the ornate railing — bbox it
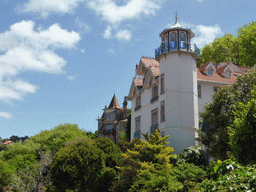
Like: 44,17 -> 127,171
150,96 -> 159,103
103,129 -> 113,134
134,130 -> 141,138
150,124 -> 159,134
155,42 -> 200,58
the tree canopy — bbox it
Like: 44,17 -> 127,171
198,21 -> 256,67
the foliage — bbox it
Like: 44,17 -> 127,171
0,141 -> 38,171
179,146 -> 207,166
198,21 -> 256,67
171,162 -> 206,191
93,137 -> 122,168
112,130 -> 176,192
50,138 -> 105,191
196,67 -> 256,160
30,123 -> 88,155
195,160 -> 256,191
0,160 -> 15,190
228,85 -> 256,165
237,21 -> 256,67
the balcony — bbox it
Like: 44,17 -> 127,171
134,130 -> 141,139
103,129 -> 113,134
155,42 -> 200,58
134,105 -> 141,111
150,96 -> 159,103
150,124 -> 159,134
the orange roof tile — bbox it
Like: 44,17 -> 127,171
141,57 -> 159,68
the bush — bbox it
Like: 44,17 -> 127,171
179,146 -> 207,166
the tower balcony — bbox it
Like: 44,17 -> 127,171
155,42 -> 200,59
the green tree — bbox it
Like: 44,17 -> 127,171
196,67 -> 256,160
237,21 -> 256,67
50,138 -> 105,191
228,85 -> 256,165
30,123 -> 88,155
112,130 -> 177,192
0,160 -> 15,191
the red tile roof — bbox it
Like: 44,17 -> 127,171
2,140 -> 13,145
141,57 -> 159,68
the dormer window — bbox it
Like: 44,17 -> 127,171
207,69 -> 213,76
225,71 -> 231,78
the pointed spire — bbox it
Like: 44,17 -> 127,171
175,11 -> 178,24
108,94 -> 120,109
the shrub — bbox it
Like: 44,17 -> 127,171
179,146 -> 207,166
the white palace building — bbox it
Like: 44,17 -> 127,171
127,17 -> 250,154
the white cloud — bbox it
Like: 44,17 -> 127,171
75,17 -> 91,33
87,0 -> 162,25
67,74 -> 80,81
88,0 -> 162,41
0,20 -> 80,102
80,49 -> 85,53
170,22 -> 223,48
18,0 -> 84,17
103,26 -> 112,39
0,112 -> 12,119
115,30 -> 132,41
107,48 -> 116,55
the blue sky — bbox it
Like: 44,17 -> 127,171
0,0 -> 255,138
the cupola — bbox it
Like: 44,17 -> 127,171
155,12 -> 200,59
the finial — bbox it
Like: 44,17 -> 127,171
175,11 -> 178,24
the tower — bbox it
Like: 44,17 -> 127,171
155,14 -> 200,154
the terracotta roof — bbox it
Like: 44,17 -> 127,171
197,68 -> 236,84
198,61 -> 212,72
141,57 -> 159,68
108,94 -> 121,109
133,78 -> 143,87
150,67 -> 159,77
2,141 -> 13,145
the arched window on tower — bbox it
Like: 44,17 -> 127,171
180,32 -> 186,49
170,32 -> 176,50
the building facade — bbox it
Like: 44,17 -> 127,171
127,19 -> 250,154
97,95 -> 130,145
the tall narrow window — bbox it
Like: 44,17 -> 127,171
136,95 -> 141,107
152,85 -> 158,99
198,85 -> 201,98
161,100 -> 165,122
161,74 -> 165,94
135,116 -> 141,132
180,32 -> 186,49
170,32 -> 176,49
151,109 -> 158,126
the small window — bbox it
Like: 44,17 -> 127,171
161,100 -> 165,122
107,113 -> 113,120
136,95 -> 141,107
180,32 -> 185,41
198,85 -> 201,98
135,116 -> 141,132
165,34 -> 168,51
152,85 -> 158,99
214,87 -> 218,94
208,69 -> 213,76
161,74 -> 165,94
225,71 -> 231,78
